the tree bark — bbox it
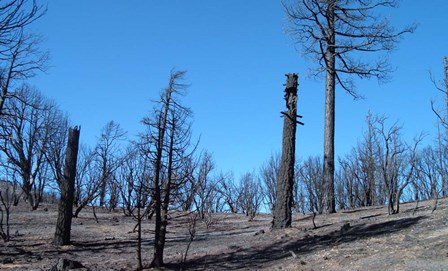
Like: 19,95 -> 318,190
272,73 -> 299,229
148,70 -> 191,267
53,127 -> 80,245
136,196 -> 143,270
443,57 -> 448,197
150,124 -> 166,267
150,84 -> 172,268
323,1 -> 337,214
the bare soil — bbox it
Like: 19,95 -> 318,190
1,198 -> 448,270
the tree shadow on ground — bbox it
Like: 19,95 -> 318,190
313,223 -> 332,230
341,206 -> 384,214
360,213 -> 383,220
1,238 -> 151,259
71,239 -> 147,252
183,215 -> 427,270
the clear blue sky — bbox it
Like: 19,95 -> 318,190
29,1 -> 448,178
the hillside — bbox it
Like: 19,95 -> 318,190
1,198 -> 447,270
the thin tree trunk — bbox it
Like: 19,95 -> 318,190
151,134 -> 164,267
153,107 -> 176,267
0,44 -> 17,116
151,151 -> 171,268
136,196 -> 143,270
272,73 -> 299,229
149,70 -> 190,267
53,127 -> 81,245
323,1 -> 336,214
388,190 -> 395,215
150,89 -> 172,268
443,57 -> 448,197
98,161 -> 108,208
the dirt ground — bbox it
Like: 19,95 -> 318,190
1,198 -> 448,271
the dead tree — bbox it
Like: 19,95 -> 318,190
116,143 -> 152,270
259,152 -> 280,213
272,73 -> 301,229
283,0 -> 416,214
193,151 -> 216,220
95,121 -> 126,208
298,156 -> 324,214
0,0 -> 48,115
143,70 -> 195,268
431,57 -> 448,129
0,178 -> 19,241
53,127 -> 80,246
431,57 -> 448,198
0,86 -> 64,210
238,172 -> 263,221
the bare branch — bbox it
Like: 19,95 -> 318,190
283,0 -> 415,96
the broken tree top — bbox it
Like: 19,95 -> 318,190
285,73 -> 298,89
283,73 -> 298,110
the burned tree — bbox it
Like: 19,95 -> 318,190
374,116 -> 422,215
0,86 -> 63,210
53,127 -> 80,245
283,0 -> 416,214
272,73 -> 301,229
193,151 -> 216,220
298,156 -> 324,214
431,57 -> 448,198
141,70 -> 195,268
95,121 -> 126,208
238,172 -> 264,220
260,152 -> 280,213
0,0 -> 48,115
117,143 -> 152,270
431,57 -> 448,129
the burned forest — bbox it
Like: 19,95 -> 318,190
1,1 -> 448,270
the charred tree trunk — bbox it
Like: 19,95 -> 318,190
53,127 -> 80,245
136,193 -> 143,270
272,73 -> 299,229
98,169 -> 108,208
148,70 -> 191,268
150,129 -> 166,267
443,57 -> 448,197
323,1 -> 337,214
153,117 -> 176,268
150,91 -> 172,268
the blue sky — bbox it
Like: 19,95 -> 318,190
29,1 -> 448,178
